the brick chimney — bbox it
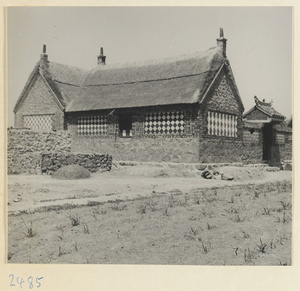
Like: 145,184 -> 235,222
216,28 -> 227,57
40,44 -> 49,70
97,47 -> 106,65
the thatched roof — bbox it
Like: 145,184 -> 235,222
15,45 -> 244,113
243,96 -> 285,121
66,47 -> 231,112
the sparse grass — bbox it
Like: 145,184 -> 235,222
241,230 -> 250,239
276,212 -> 289,223
200,241 -> 211,254
7,251 -> 13,261
137,204 -> 147,214
147,199 -> 158,211
257,238 -> 267,253
66,213 -> 80,226
244,248 -> 256,263
8,177 -> 292,265
229,196 -> 235,204
21,218 -> 35,238
83,223 -> 90,234
263,207 -> 271,215
280,201 -> 292,211
110,201 -> 127,211
234,214 -> 245,222
163,205 -> 169,216
73,242 -> 78,251
193,195 -> 202,205
58,245 -> 67,257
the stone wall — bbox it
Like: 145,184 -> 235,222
7,129 -> 72,174
41,153 -> 112,174
14,74 -> 65,130
271,124 -> 292,166
71,136 -> 199,163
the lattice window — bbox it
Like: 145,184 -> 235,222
23,114 -> 53,130
207,111 -> 237,137
77,115 -> 107,135
144,111 -> 184,135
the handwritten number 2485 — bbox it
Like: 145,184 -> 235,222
9,274 -> 43,288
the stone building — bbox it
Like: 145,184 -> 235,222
244,96 -> 292,165
13,29 -> 291,164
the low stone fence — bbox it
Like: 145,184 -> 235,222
41,153 -> 112,174
7,129 -> 112,175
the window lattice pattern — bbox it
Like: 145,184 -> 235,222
207,111 -> 237,137
77,115 -> 107,135
23,114 -> 53,130
144,111 -> 184,135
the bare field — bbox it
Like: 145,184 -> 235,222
7,165 -> 292,265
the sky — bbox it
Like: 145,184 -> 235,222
6,7 -> 292,127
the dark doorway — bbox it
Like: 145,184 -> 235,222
262,123 -> 273,162
119,115 -> 132,137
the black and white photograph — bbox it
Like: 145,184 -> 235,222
5,6 -> 292,267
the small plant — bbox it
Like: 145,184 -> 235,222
202,193 -> 217,203
168,195 -> 176,208
280,201 -> 292,211
190,227 -> 198,236
7,251 -> 13,261
91,211 -> 98,220
147,199 -> 158,211
83,223 -> 90,234
73,242 -> 78,251
194,195 -> 202,205
58,245 -> 66,257
234,214 -> 244,222
66,212 -> 80,226
200,241 -> 210,254
241,230 -> 250,239
228,207 -> 239,214
244,248 -> 256,263
278,259 -> 289,266
263,207 -> 271,215
137,204 -> 147,214
257,238 -> 267,253
110,201 -> 127,211
163,205 -> 169,216
254,191 -> 260,199
269,239 -> 276,249
276,212 -> 288,223
282,212 -> 287,223
22,218 -> 35,238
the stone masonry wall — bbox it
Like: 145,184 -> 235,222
71,136 -> 199,163
41,153 -> 112,174
14,74 -> 65,130
68,104 -> 201,163
7,129 -> 72,174
271,124 -> 292,166
197,68 -> 253,163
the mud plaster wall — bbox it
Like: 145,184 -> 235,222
14,75 -> 65,130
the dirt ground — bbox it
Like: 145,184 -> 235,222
7,164 -> 292,265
